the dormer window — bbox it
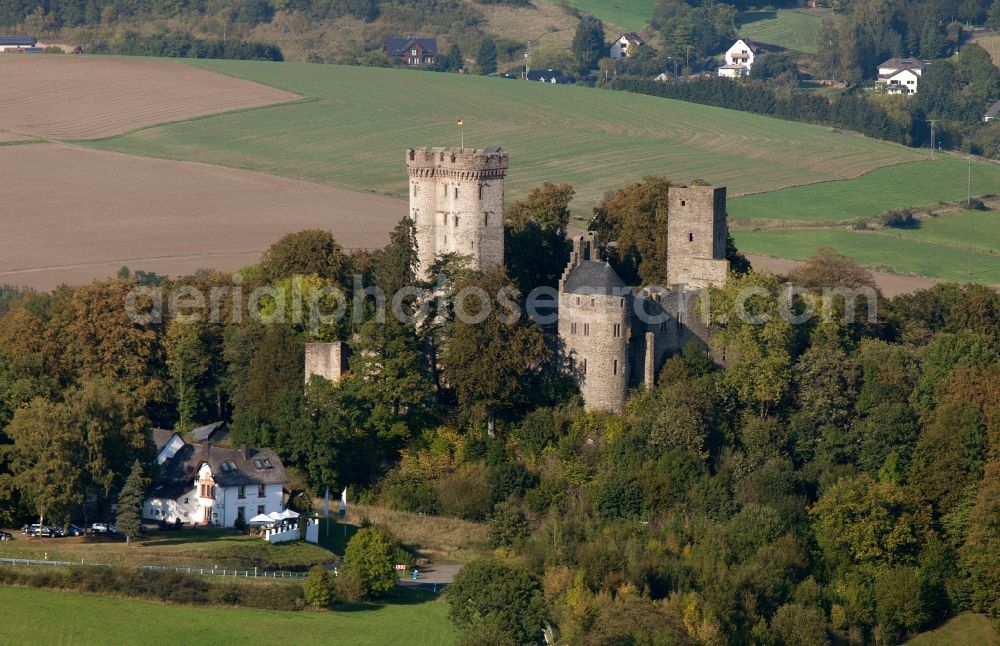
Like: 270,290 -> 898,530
253,459 -> 264,469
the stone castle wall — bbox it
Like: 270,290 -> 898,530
305,342 -> 347,384
406,147 -> 507,278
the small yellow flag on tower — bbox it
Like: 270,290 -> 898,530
456,118 -> 464,126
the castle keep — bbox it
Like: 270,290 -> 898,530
559,185 -> 730,413
406,146 -> 508,279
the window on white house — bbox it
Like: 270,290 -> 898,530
237,506 -> 245,520
258,484 -> 266,498
258,505 -> 266,515
238,486 -> 246,499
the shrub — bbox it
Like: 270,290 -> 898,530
304,566 -> 334,607
880,208 -> 919,229
487,499 -> 528,549
436,462 -> 492,520
342,527 -> 400,599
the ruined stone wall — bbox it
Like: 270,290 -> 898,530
305,342 -> 347,384
559,290 -> 632,413
406,147 -> 507,279
666,185 -> 729,289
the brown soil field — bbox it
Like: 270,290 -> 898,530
0,131 -> 34,143
746,253 -> 941,298
0,56 -> 299,140
0,144 -> 406,290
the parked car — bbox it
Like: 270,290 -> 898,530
64,524 -> 85,537
90,522 -> 117,534
0,531 -> 13,541
27,524 -> 53,537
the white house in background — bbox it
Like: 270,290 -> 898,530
983,100 -> 1000,122
718,39 -> 760,77
876,58 -> 927,95
610,33 -> 645,59
145,430 -> 289,528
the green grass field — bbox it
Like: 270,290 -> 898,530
0,585 -> 456,645
906,613 -> 1000,645
83,59 -> 923,212
554,0 -> 653,31
738,9 -> 827,54
977,35 -> 1000,67
729,157 -> 1000,223
888,210 -> 1000,254
733,226 -> 1000,284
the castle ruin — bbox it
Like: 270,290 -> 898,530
406,146 -> 508,279
558,186 -> 729,413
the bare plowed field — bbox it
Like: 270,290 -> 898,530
0,145 -> 405,290
0,56 -> 299,140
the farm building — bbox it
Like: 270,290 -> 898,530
382,37 -> 438,66
145,428 -> 288,527
0,35 -> 37,52
876,58 -> 926,95
718,39 -> 760,77
610,33 -> 645,59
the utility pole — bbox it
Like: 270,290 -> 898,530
967,153 -> 972,209
927,119 -> 937,160
524,40 -> 531,80
685,45 -> 692,74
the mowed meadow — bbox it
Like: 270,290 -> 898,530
85,59 -> 924,212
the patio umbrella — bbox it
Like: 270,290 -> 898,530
278,509 -> 300,520
267,511 -> 284,521
247,514 -> 272,525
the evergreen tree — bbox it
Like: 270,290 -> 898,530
572,14 -> 605,74
116,460 -> 146,545
478,37 -> 497,75
304,565 -> 334,607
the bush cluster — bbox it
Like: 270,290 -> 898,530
0,566 -> 305,611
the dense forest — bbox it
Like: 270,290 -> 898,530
1,179 -> 999,643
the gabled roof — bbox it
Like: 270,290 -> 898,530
729,39 -> 762,54
563,261 -> 628,296
0,36 -> 36,47
383,37 -> 438,57
150,442 -> 289,500
986,100 -> 1000,119
619,32 -> 645,46
526,69 -> 571,83
879,57 -> 926,70
190,421 -> 226,442
151,428 -> 177,454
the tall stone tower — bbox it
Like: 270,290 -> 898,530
406,146 -> 508,279
557,236 -> 632,413
666,185 -> 730,289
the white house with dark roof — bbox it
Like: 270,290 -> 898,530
876,58 -> 926,95
984,100 -> 1000,122
718,39 -> 760,77
610,33 -> 645,59
145,431 -> 289,527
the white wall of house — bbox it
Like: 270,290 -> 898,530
718,65 -> 747,78
610,36 -> 638,59
143,463 -> 284,527
724,40 -> 756,68
883,69 -> 920,94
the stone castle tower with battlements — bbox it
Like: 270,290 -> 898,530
406,146 -> 508,279
559,185 -> 730,413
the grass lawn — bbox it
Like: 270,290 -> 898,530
887,210 -> 1000,254
0,528 -> 335,570
906,613 -> 1000,645
83,59 -> 923,213
0,584 -> 456,645
553,0 -> 653,31
738,9 -> 827,54
732,227 -> 1000,284
728,157 -> 1000,223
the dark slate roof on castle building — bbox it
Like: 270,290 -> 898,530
151,428 -> 176,454
151,442 -> 289,500
190,421 -> 226,442
563,260 -> 628,296
383,37 -> 438,56
0,36 -> 36,46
